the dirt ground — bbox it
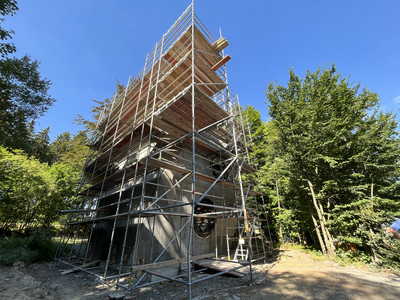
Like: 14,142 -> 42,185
1,249 -> 399,300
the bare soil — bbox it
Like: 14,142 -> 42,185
1,249 -> 399,300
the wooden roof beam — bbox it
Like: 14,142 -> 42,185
212,55 -> 231,71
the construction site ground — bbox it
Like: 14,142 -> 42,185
1,248 -> 399,300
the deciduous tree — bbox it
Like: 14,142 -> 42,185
265,65 -> 400,260
0,0 -> 18,57
0,56 -> 55,150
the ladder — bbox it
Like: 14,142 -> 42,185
233,216 -> 267,262
233,219 -> 250,261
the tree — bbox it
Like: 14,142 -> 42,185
31,127 -> 51,163
265,65 -> 400,259
0,146 -> 55,230
0,1 -> 87,231
330,111 -> 400,266
0,0 -> 18,57
48,131 -> 72,163
0,1 -> 55,151
52,131 -> 89,170
243,106 -> 298,243
0,143 -> 87,230
0,55 -> 55,150
74,82 -> 124,141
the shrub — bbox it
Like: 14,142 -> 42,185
0,232 -> 57,265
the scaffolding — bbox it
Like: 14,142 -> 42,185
55,2 -> 271,298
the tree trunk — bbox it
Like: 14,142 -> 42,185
309,204 -> 327,255
318,201 -> 335,255
369,228 -> 378,262
369,183 -> 378,262
370,183 -> 374,206
275,172 -> 283,241
307,180 -> 335,257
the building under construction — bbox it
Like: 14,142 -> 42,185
56,2 -> 270,298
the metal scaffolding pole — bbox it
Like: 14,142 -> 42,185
116,53 -> 151,286
55,2 -> 267,299
187,2 -> 196,299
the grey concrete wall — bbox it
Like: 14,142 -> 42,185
90,144 -> 239,271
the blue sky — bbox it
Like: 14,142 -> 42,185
5,0 -> 400,140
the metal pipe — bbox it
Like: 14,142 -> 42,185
196,157 -> 237,204
187,2 -> 196,298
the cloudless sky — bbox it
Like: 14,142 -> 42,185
5,0 -> 400,140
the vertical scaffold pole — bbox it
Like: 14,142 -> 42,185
82,92 -> 119,265
130,42 -> 160,272
116,55 -> 150,286
187,1 -> 196,299
219,27 -> 232,261
103,77 -> 132,278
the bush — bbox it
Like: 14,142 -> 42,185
0,232 -> 57,266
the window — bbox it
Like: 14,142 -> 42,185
194,198 -> 216,238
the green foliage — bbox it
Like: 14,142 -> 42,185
74,82 -> 124,140
0,0 -> 18,57
74,98 -> 112,137
54,131 -> 89,170
243,106 -> 299,243
48,131 -> 72,164
0,146 -> 54,229
0,0 -> 88,233
0,55 -> 55,151
256,64 -> 400,269
242,105 -> 264,148
31,127 -> 51,163
0,145 -> 85,230
0,3 -> 55,152
0,232 -> 57,265
332,197 -> 400,269
335,248 -> 371,266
